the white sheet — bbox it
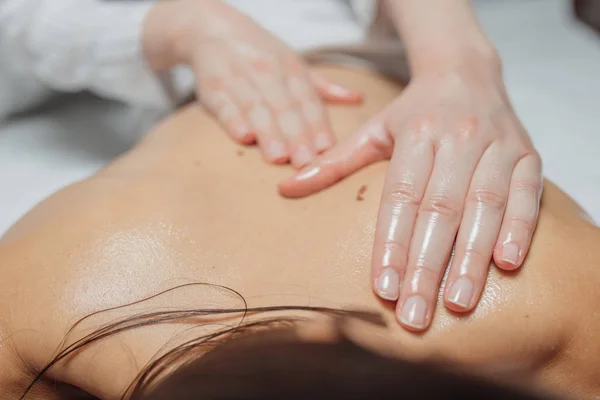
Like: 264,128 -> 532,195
1,0 -> 599,234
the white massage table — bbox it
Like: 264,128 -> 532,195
1,0 -> 599,234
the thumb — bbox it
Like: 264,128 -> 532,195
278,111 -> 393,198
309,72 -> 363,104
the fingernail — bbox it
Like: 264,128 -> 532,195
328,83 -> 355,97
267,141 -> 286,161
232,122 -> 252,141
294,145 -> 314,167
501,242 -> 521,266
375,268 -> 400,301
448,276 -> 474,308
294,165 -> 320,181
315,133 -> 333,152
400,295 -> 427,329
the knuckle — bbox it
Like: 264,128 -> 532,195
528,151 -> 543,172
412,264 -> 443,280
507,215 -> 536,233
366,133 -> 393,157
250,56 -> 278,74
382,239 -> 410,255
510,141 -> 535,157
420,194 -> 461,220
263,88 -> 290,108
274,97 -> 303,113
248,103 -> 274,131
282,53 -> 304,72
410,114 -> 438,135
386,114 -> 437,140
204,76 -> 228,92
467,187 -> 507,210
361,122 -> 393,155
511,179 -> 541,198
288,75 -> 313,100
387,182 -> 421,206
454,116 -> 480,142
277,109 -> 305,139
215,103 -> 240,123
202,90 -> 228,109
301,100 -> 324,125
460,246 -> 491,266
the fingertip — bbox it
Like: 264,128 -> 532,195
494,255 -> 522,271
398,321 -> 428,333
445,276 -> 477,312
224,118 -> 255,144
397,314 -> 429,332
262,140 -> 290,164
291,145 -> 315,169
444,291 -> 476,313
265,154 -> 290,165
232,129 -> 257,145
278,179 -> 309,198
270,156 -> 290,165
494,243 -> 522,271
277,180 -> 297,198
321,90 -> 364,104
396,294 -> 429,332
373,267 -> 400,301
444,300 -> 471,313
315,79 -> 363,104
341,91 -> 364,104
278,164 -> 324,198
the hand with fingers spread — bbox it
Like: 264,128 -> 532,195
143,0 -> 361,168
279,0 -> 542,331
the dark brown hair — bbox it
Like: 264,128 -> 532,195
138,329 -> 559,400
21,284 -> 559,400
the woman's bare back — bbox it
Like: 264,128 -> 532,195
0,67 -> 599,399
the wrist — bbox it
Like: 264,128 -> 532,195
142,0 -> 209,72
142,0 -> 242,73
410,43 -> 502,84
384,0 -> 501,82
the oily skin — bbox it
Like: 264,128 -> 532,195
0,67 -> 599,399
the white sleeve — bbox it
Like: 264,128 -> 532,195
0,0 -> 191,110
348,0 -> 379,29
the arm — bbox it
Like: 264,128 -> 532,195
0,0 -> 183,110
280,0 -> 542,332
384,0 -> 500,78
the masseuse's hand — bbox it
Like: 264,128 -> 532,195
280,0 -> 543,331
143,0 -> 362,168
280,61 -> 542,334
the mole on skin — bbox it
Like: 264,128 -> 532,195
357,185 -> 368,201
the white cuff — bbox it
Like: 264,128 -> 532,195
86,1 -> 176,110
349,0 -> 379,29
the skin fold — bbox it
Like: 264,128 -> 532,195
0,67 -> 598,399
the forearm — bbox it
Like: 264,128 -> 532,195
142,0 -> 189,73
142,0 -> 231,72
384,0 -> 500,78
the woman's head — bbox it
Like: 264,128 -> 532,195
21,284 -> 561,400
137,326 -> 556,400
